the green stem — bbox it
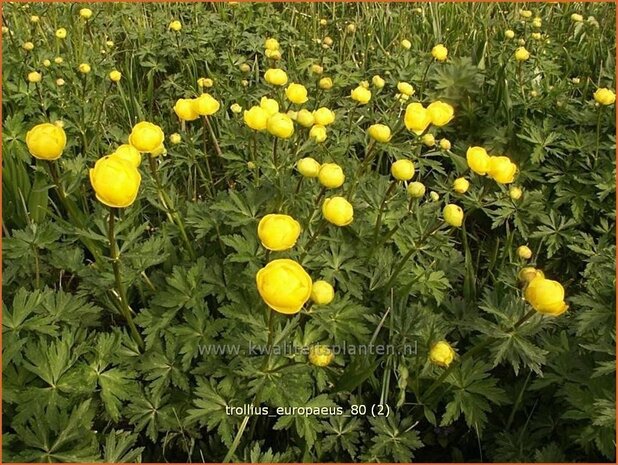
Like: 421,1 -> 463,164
345,140 -> 377,200
300,220 -> 327,261
594,107 -> 602,159
205,115 -> 223,157
201,117 -> 215,197
418,60 -> 432,99
373,180 -> 398,243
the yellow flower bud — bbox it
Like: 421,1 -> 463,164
311,64 -> 324,75
368,124 -> 392,143
404,103 -> 431,135
427,101 -> 454,126
401,39 -> 412,49
515,47 -> 530,61
240,63 -> 251,73
89,156 -> 141,208
22,42 -> 34,51
296,109 -> 315,128
487,156 -> 517,184
532,17 -> 542,28
173,98 -> 199,121
264,37 -> 280,51
391,159 -> 415,181
260,97 -> 279,116
30,15 -> 40,23
519,9 -> 533,18
78,63 -> 91,74
319,77 -> 333,90
112,144 -> 141,168
397,81 -> 415,96
170,133 -> 182,145
318,163 -> 345,188
360,80 -> 370,89
311,280 -> 335,305
80,8 -> 93,19
308,345 -> 334,367
230,103 -> 243,114
466,146 -> 491,175
429,341 -> 455,367
265,49 -> 282,60
346,23 -> 356,33
431,44 -> 448,61
106,40 -> 115,48
109,70 -> 122,82
571,13 -> 583,22
430,191 -> 440,201
505,29 -> 515,39
594,88 -> 616,105
439,138 -> 452,150
532,32 -> 542,40
267,113 -> 295,139
509,186 -> 523,200
193,93 -> 221,116
297,157 -> 321,178
443,204 -> 464,227
244,106 -> 269,131
322,196 -> 354,226
27,71 -> 42,83
453,177 -> 470,194
323,36 -> 333,46
56,78 -> 65,86
351,85 -> 371,104
372,75 -> 385,89
309,124 -> 327,144
26,123 -> 67,160
197,77 -> 214,88
264,68 -> 288,86
55,28 -> 67,39
407,182 -> 426,198
129,121 -> 165,153
168,20 -> 182,31
319,18 -> 328,26
257,214 -> 301,251
54,56 -> 63,64
524,276 -> 568,316
517,245 -> 532,260
256,259 -> 312,314
313,107 -> 335,126
422,133 -> 435,147
519,267 -> 544,283
285,83 -> 309,104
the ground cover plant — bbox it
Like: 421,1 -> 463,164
2,1 -> 616,462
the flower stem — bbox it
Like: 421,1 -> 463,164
300,220 -> 326,261
373,180 -> 398,243
201,117 -> 215,197
205,115 -> 223,157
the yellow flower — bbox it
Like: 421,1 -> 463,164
256,259 -> 312,314
319,77 -> 333,90
55,28 -> 67,39
368,124 -> 391,143
509,186 -> 523,200
322,197 -> 354,226
487,156 -> 517,184
43,59 -> 51,67
112,144 -> 141,168
519,267 -> 544,283
311,280 -> 335,305
244,106 -> 269,131
594,88 -> 616,105
129,121 -> 165,153
296,109 -> 315,128
532,32 -> 542,40
318,163 -> 344,188
515,47 -> 530,61
106,40 -> 115,48
56,78 -> 65,86
407,182 -> 426,198
313,107 -> 335,126
391,159 -> 415,181
109,70 -> 122,82
372,75 -> 385,89
267,113 -> 294,139
404,102 -> 431,135
519,9 -> 533,19
30,15 -> 40,23
466,146 -> 490,175
78,63 -> 91,74
311,64 -> 324,75
54,56 -> 63,64
297,157 -> 321,178
323,36 -> 333,47
264,37 -> 279,51
524,276 -> 568,316
397,82 -> 415,96
309,124 -> 327,143
431,44 -> 448,61
22,42 -> 34,51
27,71 -> 42,83
427,101 -> 454,126
257,214 -> 301,251
151,145 -> 166,158
346,23 -> 356,33
401,39 -> 412,49
240,63 -> 251,73
360,80 -> 370,89
89,156 -> 141,208
197,77 -> 214,88
319,18 -> 328,26
429,341 -> 455,367
505,29 -> 515,39
422,133 -> 436,147
308,345 -> 334,367
265,49 -> 282,60
351,86 -> 371,104
517,245 -> 532,260
570,13 -> 583,22
170,133 -> 182,145
26,123 -> 67,160
285,83 -> 309,104
430,191 -> 440,201
168,20 -> 182,31
443,204 -> 464,227
264,68 -> 288,86
260,96 -> 279,116
453,177 -> 470,194
439,138 -> 452,150
173,98 -> 199,121
193,93 -> 220,116
79,8 -> 93,19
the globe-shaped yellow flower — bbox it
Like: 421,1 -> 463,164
372,75 -> 385,89
401,39 -> 412,50
322,197 -> 353,226
244,106 -> 269,131
515,47 -> 530,61
404,103 -> 432,135
267,113 -> 294,139
439,138 -> 452,150
368,124 -> 392,143
351,85 -> 371,104
517,245 -> 532,260
318,163 -> 345,188
422,133 -> 436,147
308,345 -> 334,367
505,29 -> 515,39
453,177 -> 470,194
89,156 -> 141,208
524,276 -> 568,316
193,93 -> 220,116
55,28 -> 67,39
309,124 -> 327,143
78,63 -> 91,74
519,267 -> 544,283
443,204 -> 464,227
129,121 -> 165,153
22,42 -> 35,51
407,182 -> 426,198
311,64 -> 324,75
319,77 -> 333,90
509,186 -> 523,200
169,20 -> 182,31
296,109 -> 315,128
429,341 -> 455,367
112,144 -> 141,168
297,157 -> 321,178
285,83 -> 309,104
79,8 -> 93,19
431,44 -> 448,61
174,98 -> 199,121
170,133 -> 182,145
256,259 -> 312,314
109,70 -> 122,82
311,280 -> 335,305
265,37 -> 279,51
26,123 -> 67,160
594,88 -> 616,105
397,82 -> 415,97
257,214 -> 301,251
260,96 -> 279,116
27,71 -> 42,83
487,156 -> 517,184
313,107 -> 335,126
427,101 -> 454,127
264,68 -> 288,86
466,146 -> 491,175
391,159 -> 415,181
